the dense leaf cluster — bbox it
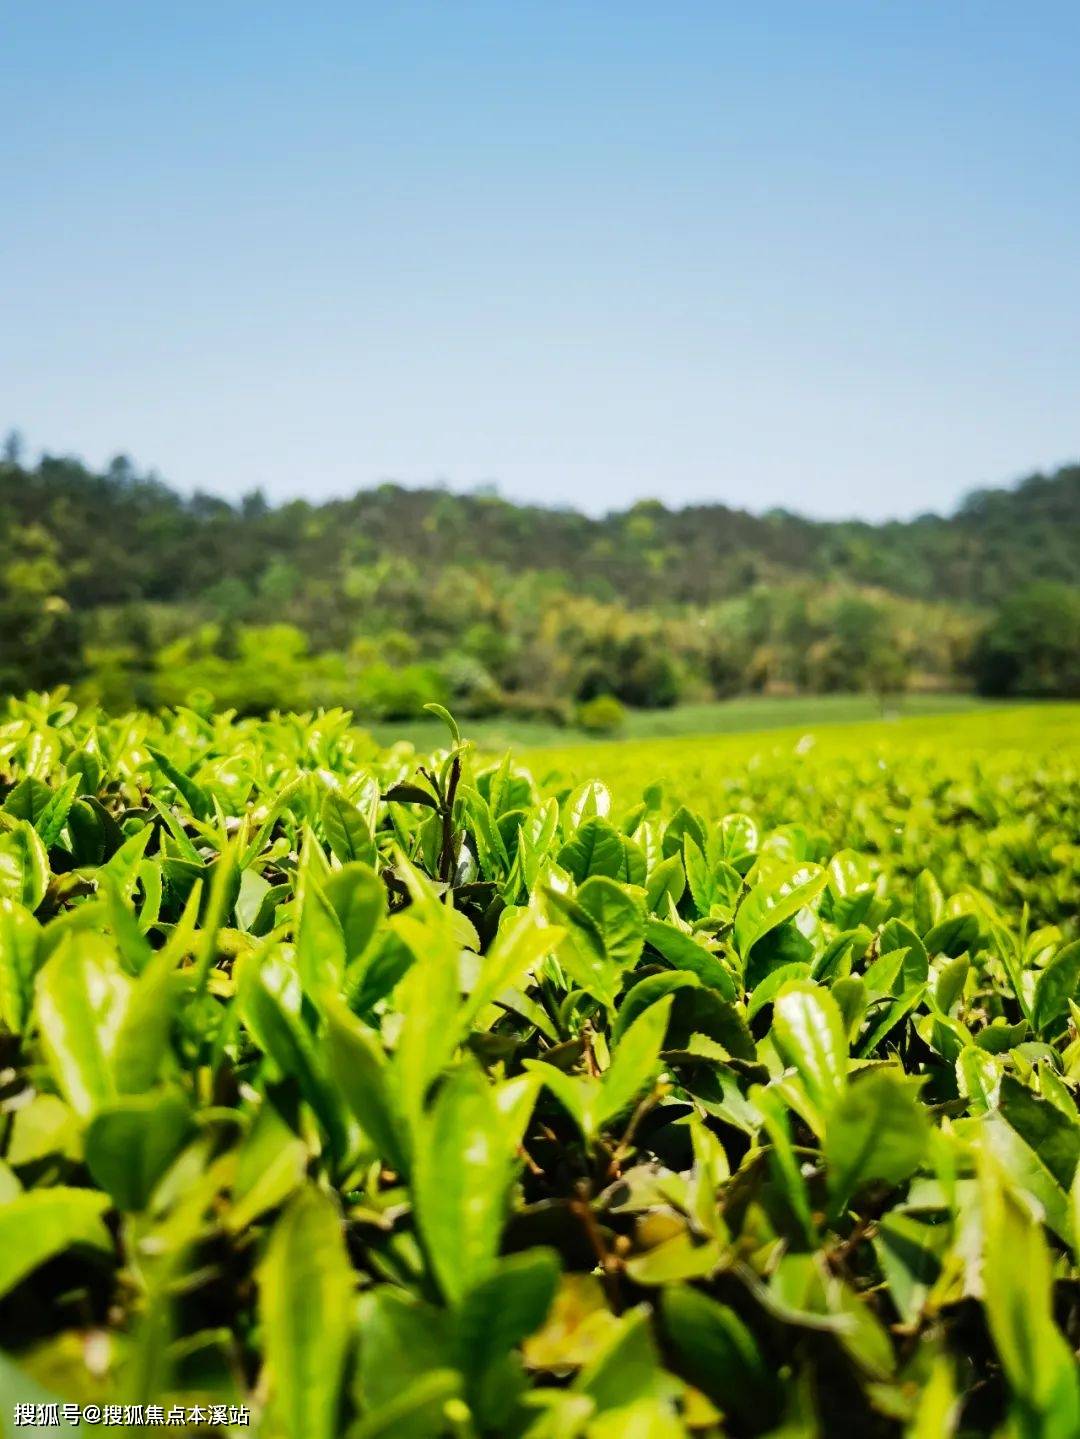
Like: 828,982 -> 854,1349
2,445 -> 1077,711
0,695 -> 1078,1437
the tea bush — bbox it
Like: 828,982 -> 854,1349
0,694 -> 1078,1437
575,695 -> 626,735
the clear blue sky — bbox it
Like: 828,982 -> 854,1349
3,1 -> 1078,519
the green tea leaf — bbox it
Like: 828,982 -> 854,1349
455,1248 -> 560,1378
259,1186 -> 354,1439
913,869 -> 944,935
242,950 -> 352,1164
558,818 -> 627,883
351,1372 -> 461,1439
0,821 -> 49,912
734,863 -> 826,961
356,1289 -> 454,1415
146,745 -> 212,820
295,875 -> 347,1005
599,994 -> 673,1126
325,997 -> 410,1175
325,863 -> 386,965
85,1089 -> 193,1211
110,945 -> 177,1093
0,1188 -> 111,1299
321,789 -> 376,866
824,1068 -> 929,1210
980,1154 -> 1080,1435
1032,940 -> 1080,1037
461,910 -> 559,1027
660,1286 -> 776,1428
644,853 -> 685,914
34,775 -> 81,848
998,1075 -> 1080,1192
0,898 -> 41,1034
573,1306 -> 664,1413
34,937 -> 126,1119
422,703 -> 461,747
771,980 -> 848,1112
576,875 -> 645,970
413,1059 -> 513,1305
612,971 -> 699,1045
644,917 -> 737,999
228,1100 -> 308,1232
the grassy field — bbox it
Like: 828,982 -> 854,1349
371,690 -> 998,751
522,701 -> 1080,810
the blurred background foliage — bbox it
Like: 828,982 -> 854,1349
1,436 -> 1077,722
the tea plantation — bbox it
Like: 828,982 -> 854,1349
0,696 -> 1078,1437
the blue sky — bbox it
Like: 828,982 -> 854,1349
3,1 -> 1078,519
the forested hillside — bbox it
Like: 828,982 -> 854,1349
2,440 -> 1077,718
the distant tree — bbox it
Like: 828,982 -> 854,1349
241,488 -> 270,519
0,522 -> 82,691
0,440 -> 1075,709
203,576 -> 252,621
803,595 -> 910,705
972,583 -> 1080,697
865,645 -> 910,716
107,454 -> 135,483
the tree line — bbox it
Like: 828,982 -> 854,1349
1,435 -> 1077,719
